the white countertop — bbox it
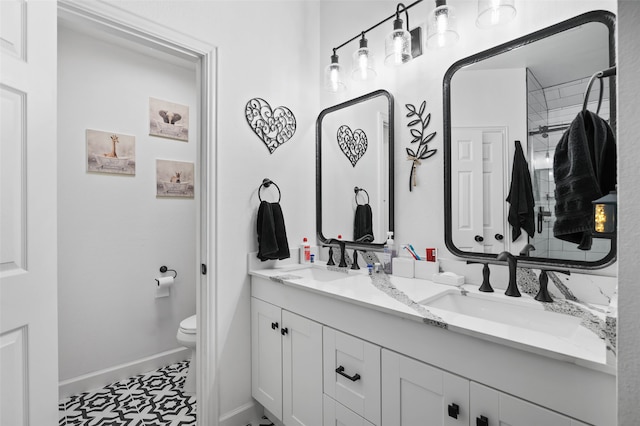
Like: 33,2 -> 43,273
249,263 -> 615,375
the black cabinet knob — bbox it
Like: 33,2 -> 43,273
448,403 -> 460,419
271,322 -> 279,330
495,233 -> 504,241
475,235 -> 484,242
476,415 -> 489,426
281,327 -> 288,336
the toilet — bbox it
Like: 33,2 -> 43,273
176,314 -> 197,394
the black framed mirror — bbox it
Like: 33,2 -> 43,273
316,89 -> 394,250
443,10 -> 616,269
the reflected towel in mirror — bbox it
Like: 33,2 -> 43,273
506,140 -> 535,241
354,204 -> 374,243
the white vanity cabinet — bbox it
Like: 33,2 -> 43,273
251,297 -> 323,426
381,349 -> 470,426
469,382 -> 589,426
323,395 -> 376,426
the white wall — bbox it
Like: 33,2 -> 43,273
104,1 -> 321,420
57,25 -> 197,385
617,1 -> 640,423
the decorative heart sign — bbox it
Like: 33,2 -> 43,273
337,125 -> 368,167
245,98 -> 296,154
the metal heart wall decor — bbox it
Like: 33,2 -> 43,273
337,125 -> 368,167
245,98 -> 296,154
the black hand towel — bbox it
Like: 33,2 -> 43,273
553,110 -> 616,250
257,201 -> 290,261
506,140 -> 535,241
354,204 -> 374,243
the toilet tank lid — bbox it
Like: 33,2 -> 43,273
180,315 -> 196,331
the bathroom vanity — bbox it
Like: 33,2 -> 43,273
249,262 -> 615,426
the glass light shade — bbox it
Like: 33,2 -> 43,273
384,18 -> 412,66
476,0 -> 517,28
351,39 -> 377,81
592,191 -> 617,236
324,54 -> 346,93
426,2 -> 459,49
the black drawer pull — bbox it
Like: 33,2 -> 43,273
448,403 -> 460,419
281,327 -> 288,336
335,365 -> 361,382
271,322 -> 279,330
476,415 -> 489,426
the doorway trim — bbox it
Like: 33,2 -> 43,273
57,1 -> 218,424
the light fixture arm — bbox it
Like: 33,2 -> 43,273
331,0 -> 422,54
395,3 -> 411,31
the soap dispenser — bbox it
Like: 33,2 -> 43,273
383,231 -> 396,274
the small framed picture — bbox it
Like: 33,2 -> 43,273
149,97 -> 189,142
156,159 -> 194,198
86,129 -> 135,175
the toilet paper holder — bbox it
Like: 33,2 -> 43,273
158,265 -> 177,279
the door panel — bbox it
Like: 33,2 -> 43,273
1,1 -> 58,425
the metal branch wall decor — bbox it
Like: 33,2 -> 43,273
245,98 -> 297,154
405,100 -> 437,191
337,125 -> 368,167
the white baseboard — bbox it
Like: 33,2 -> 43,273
218,401 -> 264,426
59,347 -> 190,399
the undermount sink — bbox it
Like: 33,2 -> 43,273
419,291 -> 583,338
279,266 -> 353,283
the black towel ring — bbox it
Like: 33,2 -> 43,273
258,178 -> 281,203
583,66 -> 616,115
354,186 -> 369,205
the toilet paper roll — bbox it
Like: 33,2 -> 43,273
155,276 -> 174,298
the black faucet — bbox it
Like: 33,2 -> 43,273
351,250 -> 360,270
497,251 -> 521,297
326,239 -> 348,268
535,269 -> 570,302
519,244 -> 536,256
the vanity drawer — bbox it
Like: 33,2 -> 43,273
323,394 -> 375,426
323,327 -> 381,426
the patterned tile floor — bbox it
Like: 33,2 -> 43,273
59,361 -> 196,426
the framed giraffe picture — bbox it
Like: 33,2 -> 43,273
86,129 -> 136,175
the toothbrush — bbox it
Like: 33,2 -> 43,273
403,245 -> 419,260
408,244 -> 421,260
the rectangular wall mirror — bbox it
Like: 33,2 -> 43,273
443,10 -> 616,269
316,89 -> 394,249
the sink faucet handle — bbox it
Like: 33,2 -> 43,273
324,245 -> 335,266
351,250 -> 360,270
466,261 -> 494,292
534,269 -> 570,303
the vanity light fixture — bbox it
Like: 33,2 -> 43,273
384,3 -> 413,66
592,190 -> 617,237
476,0 -> 517,28
351,33 -> 377,81
324,50 -> 346,93
426,0 -> 459,49
324,1 -> 423,93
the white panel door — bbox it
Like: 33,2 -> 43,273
0,1 -> 58,425
470,382 -> 573,426
451,128 -> 484,252
382,350 -> 469,426
282,310 -> 323,426
323,395 -> 375,426
481,129 -> 506,253
251,297 -> 283,419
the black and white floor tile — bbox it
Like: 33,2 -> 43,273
59,361 -> 195,426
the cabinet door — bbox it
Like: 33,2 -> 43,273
470,382 -> 573,426
323,327 -> 381,425
282,310 -> 323,426
251,297 -> 283,420
323,395 -> 375,426
382,350 -> 469,426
